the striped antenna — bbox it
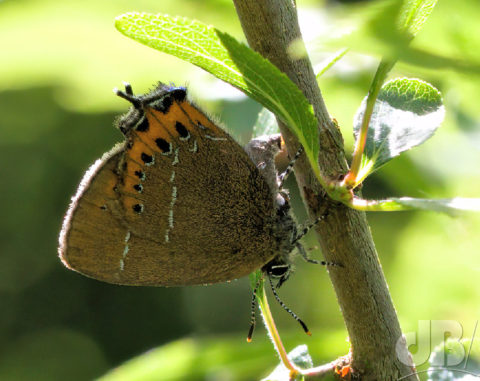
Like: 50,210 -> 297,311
267,275 -> 311,336
247,276 -> 263,342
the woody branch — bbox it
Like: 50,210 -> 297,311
232,1 -> 417,380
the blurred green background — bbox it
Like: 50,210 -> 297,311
1,0 -> 479,380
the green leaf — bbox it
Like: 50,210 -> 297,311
353,78 -> 444,181
252,108 -> 279,138
262,345 -> 314,381
378,77 -> 443,112
398,0 -> 438,38
115,12 -> 321,180
352,197 -> 480,215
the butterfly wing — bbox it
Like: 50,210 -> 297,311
59,88 -> 279,286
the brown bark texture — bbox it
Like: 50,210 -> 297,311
232,1 -> 418,380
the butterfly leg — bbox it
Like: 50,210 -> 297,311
293,212 -> 328,244
296,242 -> 342,268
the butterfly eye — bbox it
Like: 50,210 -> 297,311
269,264 -> 290,278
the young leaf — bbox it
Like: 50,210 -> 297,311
115,12 -> 322,182
346,1 -> 439,187
252,108 -> 279,138
398,0 -> 439,38
353,78 -> 444,182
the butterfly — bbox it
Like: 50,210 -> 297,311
59,82 -> 327,288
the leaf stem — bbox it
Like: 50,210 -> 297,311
344,59 -> 395,188
350,196 -> 415,212
315,48 -> 349,79
255,278 -> 301,377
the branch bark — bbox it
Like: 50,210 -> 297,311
232,1 -> 418,380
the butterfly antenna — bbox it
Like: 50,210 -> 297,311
278,145 -> 304,188
267,275 -> 311,336
114,82 -> 142,109
247,276 -> 263,342
123,82 -> 134,95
